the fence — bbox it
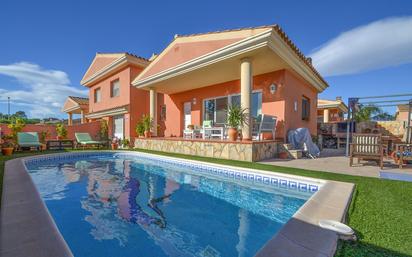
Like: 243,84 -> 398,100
0,121 -> 101,141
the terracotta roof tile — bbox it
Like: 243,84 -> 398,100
69,96 -> 89,105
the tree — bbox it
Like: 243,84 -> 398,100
353,105 -> 382,122
373,112 -> 395,121
14,111 -> 27,119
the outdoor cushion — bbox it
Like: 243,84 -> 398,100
203,120 -> 213,128
75,133 -> 104,145
17,132 -> 41,147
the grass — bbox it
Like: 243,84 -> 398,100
1,149 -> 411,257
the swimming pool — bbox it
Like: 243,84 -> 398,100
25,152 -> 322,257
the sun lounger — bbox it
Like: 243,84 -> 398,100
17,132 -> 42,151
75,133 -> 106,148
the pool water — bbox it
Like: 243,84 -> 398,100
26,153 -> 313,257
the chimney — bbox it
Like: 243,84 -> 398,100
336,96 -> 342,102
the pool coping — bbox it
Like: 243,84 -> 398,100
1,151 -> 354,257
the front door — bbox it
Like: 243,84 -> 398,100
113,115 -> 124,139
183,102 -> 191,130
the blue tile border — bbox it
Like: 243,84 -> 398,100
24,151 -> 322,193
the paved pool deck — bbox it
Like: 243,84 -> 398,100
260,149 -> 412,179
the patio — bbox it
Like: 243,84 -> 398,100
260,149 -> 412,178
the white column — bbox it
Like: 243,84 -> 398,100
80,110 -> 86,124
149,88 -> 157,136
323,109 -> 330,123
68,112 -> 73,126
241,58 -> 252,140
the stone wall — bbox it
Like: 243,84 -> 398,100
134,138 -> 278,162
356,121 -> 405,137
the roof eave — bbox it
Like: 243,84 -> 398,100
132,29 -> 328,93
81,55 -> 149,87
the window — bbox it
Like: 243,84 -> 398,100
203,92 -> 262,124
215,97 -> 228,124
251,92 -> 262,118
229,92 -> 262,117
111,80 -> 120,97
160,105 -> 166,121
94,88 -> 101,103
302,96 -> 311,121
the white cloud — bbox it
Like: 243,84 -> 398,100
310,16 -> 412,76
0,62 -> 87,118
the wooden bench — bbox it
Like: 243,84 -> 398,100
350,134 -> 384,169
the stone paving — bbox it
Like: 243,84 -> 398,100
260,149 -> 412,178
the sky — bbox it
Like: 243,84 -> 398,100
0,0 -> 412,118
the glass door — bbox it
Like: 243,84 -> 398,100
113,115 -> 124,139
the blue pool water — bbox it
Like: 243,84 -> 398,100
26,153 -> 314,257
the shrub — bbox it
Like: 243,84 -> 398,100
99,120 -> 109,140
135,121 -> 145,136
141,115 -> 153,132
7,117 -> 26,143
56,123 -> 68,139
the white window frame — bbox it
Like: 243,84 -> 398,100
111,79 -> 120,98
94,87 -> 101,103
202,90 -> 263,124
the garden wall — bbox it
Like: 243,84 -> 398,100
0,121 -> 101,140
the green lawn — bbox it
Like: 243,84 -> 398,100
1,149 -> 411,257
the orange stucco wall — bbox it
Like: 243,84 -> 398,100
282,70 -> 318,136
141,38 -> 243,79
397,111 -> 411,122
87,65 -> 153,140
162,69 -> 318,139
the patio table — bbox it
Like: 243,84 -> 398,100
203,127 -> 224,140
46,139 -> 74,150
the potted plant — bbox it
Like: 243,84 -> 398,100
227,105 -> 248,141
1,135 -> 14,156
278,151 -> 289,159
142,115 -> 153,138
122,138 -> 130,149
56,123 -> 67,140
135,121 -> 145,138
39,130 -> 50,150
111,137 -> 119,150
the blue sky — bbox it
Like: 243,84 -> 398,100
0,0 -> 411,118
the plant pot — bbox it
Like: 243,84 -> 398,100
278,152 -> 289,159
111,143 -> 118,150
262,132 -> 273,140
1,147 -> 14,156
144,131 -> 152,138
41,144 -> 47,151
228,128 -> 238,141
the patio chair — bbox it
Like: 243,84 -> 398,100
349,133 -> 384,169
17,132 -> 42,151
201,120 -> 213,139
75,133 -> 106,149
252,114 -> 277,140
183,125 -> 202,139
